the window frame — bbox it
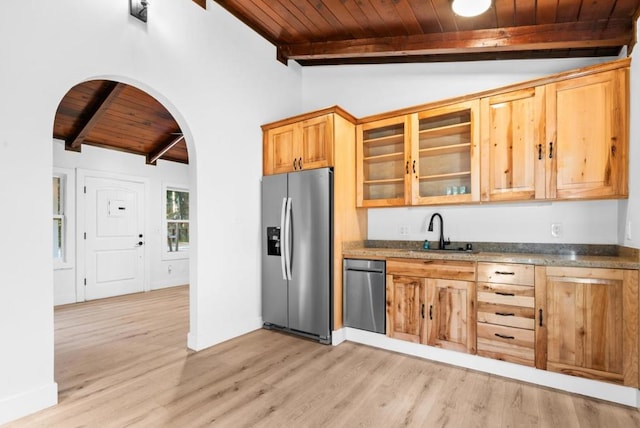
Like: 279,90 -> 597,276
163,184 -> 190,260
53,168 -> 75,270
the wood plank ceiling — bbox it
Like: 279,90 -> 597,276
208,0 -> 640,65
53,1 -> 640,162
54,80 -> 187,165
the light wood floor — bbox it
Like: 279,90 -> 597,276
6,285 -> 640,427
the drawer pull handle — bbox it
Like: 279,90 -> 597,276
421,304 -> 425,319
429,305 -> 433,320
495,333 -> 515,340
423,260 -> 434,264
495,271 -> 515,275
539,309 -> 543,327
495,291 -> 515,296
496,312 -> 515,317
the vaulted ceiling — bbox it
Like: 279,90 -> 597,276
208,0 -> 640,65
54,80 -> 188,165
53,2 -> 640,164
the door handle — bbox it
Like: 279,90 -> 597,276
284,197 -> 292,280
280,197 -> 288,280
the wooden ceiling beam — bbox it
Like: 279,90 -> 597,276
278,19 -> 633,61
147,134 -> 185,165
65,82 -> 126,152
192,0 -> 206,9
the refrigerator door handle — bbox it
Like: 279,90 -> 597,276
284,196 -> 293,280
279,197 -> 288,280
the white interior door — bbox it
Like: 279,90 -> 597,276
84,176 -> 145,300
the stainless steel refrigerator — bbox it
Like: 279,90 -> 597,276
261,168 -> 332,344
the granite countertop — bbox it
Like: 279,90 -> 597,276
342,240 -> 640,270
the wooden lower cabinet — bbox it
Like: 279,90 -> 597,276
535,266 -> 639,387
426,278 -> 476,353
477,262 -> 537,366
386,259 -> 476,354
385,275 -> 424,343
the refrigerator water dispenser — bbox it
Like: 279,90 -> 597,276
266,226 -> 281,256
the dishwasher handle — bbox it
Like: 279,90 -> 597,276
345,267 -> 385,274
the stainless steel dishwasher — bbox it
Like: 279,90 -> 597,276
343,259 -> 386,334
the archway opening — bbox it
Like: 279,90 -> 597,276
51,78 -> 194,406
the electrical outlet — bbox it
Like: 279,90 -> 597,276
550,223 -> 563,238
398,225 -> 409,236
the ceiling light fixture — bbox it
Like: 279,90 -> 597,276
452,0 -> 491,17
130,0 -> 149,22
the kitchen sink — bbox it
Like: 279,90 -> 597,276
414,247 -> 479,254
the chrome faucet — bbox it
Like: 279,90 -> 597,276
428,213 -> 450,250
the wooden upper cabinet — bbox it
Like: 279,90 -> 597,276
546,69 -> 628,200
535,266 -> 639,387
300,114 -> 334,171
265,124 -> 297,175
357,100 -> 480,207
357,115 -> 411,207
263,113 -> 335,175
412,100 -> 480,205
480,87 -> 545,201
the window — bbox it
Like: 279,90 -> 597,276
166,189 -> 189,253
53,175 -> 65,260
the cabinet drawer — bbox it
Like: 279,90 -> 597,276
477,302 -> 535,330
477,282 -> 534,308
477,323 -> 535,366
477,262 -> 534,286
387,258 -> 475,281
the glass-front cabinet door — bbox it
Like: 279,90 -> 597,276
411,100 -> 480,205
357,115 -> 410,207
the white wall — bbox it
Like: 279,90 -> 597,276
619,28 -> 640,249
53,141 -> 190,306
301,57 -> 634,246
0,0 -> 301,424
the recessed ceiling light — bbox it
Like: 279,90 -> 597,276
452,0 -> 491,17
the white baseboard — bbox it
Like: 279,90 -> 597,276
344,328 -> 640,408
0,382 -> 58,425
331,328 -> 346,345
